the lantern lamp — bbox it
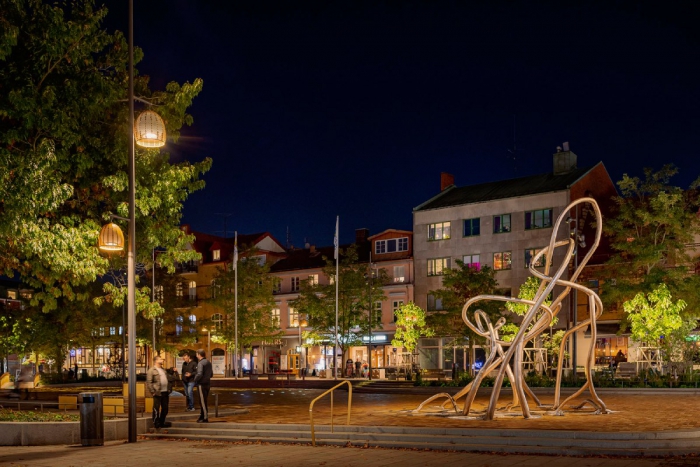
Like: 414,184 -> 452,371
134,110 -> 166,148
98,222 -> 125,252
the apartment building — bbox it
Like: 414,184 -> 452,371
412,144 -> 618,371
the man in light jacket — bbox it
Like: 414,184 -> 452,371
146,356 -> 173,428
193,349 -> 213,423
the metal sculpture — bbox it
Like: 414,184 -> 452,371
414,197 -> 608,419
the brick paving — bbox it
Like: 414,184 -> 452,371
0,439 -> 692,467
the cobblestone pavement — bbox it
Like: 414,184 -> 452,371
214,389 -> 700,432
0,439 -> 698,467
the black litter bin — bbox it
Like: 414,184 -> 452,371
79,392 -> 104,446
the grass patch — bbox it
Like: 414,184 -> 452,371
0,409 -> 79,422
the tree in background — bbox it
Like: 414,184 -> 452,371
603,165 -> 700,323
392,302 -> 433,371
428,260 -> 500,373
0,0 -> 211,319
292,244 -> 387,368
208,248 -> 282,372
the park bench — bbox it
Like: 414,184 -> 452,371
422,369 -> 447,381
615,362 -> 637,379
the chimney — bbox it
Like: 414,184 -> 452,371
553,142 -> 577,175
309,245 -> 316,253
440,172 -> 455,191
355,228 -> 369,245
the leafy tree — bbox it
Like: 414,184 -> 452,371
428,260 -> 500,374
208,248 -> 283,370
0,0 -> 211,316
603,165 -> 700,320
392,302 -> 433,368
624,284 -> 693,365
292,244 -> 387,366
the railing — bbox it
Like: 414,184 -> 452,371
309,380 -> 352,447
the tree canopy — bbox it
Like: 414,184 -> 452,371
0,0 -> 211,313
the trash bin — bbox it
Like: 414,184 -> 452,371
79,392 -> 104,446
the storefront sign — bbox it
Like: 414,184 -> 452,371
211,356 -> 225,375
362,334 -> 387,343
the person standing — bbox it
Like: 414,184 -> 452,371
193,349 -> 213,423
181,353 -> 197,412
146,356 -> 173,429
73,363 -> 78,380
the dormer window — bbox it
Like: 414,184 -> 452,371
212,249 -> 221,261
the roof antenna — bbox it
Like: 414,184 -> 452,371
213,213 -> 233,237
286,226 -> 291,249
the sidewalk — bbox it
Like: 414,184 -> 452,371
0,439 -> 680,467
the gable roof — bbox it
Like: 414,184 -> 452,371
414,164 -> 599,212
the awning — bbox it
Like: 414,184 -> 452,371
584,323 -> 627,337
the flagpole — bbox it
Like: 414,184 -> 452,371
234,231 -> 239,379
334,216 -> 339,380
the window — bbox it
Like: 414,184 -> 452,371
188,281 -> 197,300
289,307 -> 299,327
524,248 -> 545,268
427,257 -> 451,276
393,265 -> 406,283
427,294 -> 443,311
212,249 -> 221,261
154,285 -> 164,303
427,222 -> 451,241
462,254 -> 481,270
175,282 -> 183,297
273,280 -> 281,294
493,251 -> 512,270
248,254 -> 266,266
329,275 -> 335,285
374,301 -> 383,326
109,327 -> 116,336
463,218 -> 481,237
375,237 -> 409,254
392,300 -> 404,323
493,214 -> 511,233
176,316 -> 183,336
271,308 -> 280,327
308,274 -> 319,285
188,314 -> 196,333
211,313 -> 223,331
525,208 -> 553,230
291,277 -> 300,292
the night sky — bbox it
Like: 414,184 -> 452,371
104,1 -> 700,247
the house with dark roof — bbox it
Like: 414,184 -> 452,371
412,143 -> 617,371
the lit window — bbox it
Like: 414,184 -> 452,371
463,254 -> 480,270
463,218 -> 480,237
375,237 -> 409,254
308,274 -> 319,285
176,316 -> 183,336
189,314 -> 196,333
289,307 -> 299,327
493,251 -> 512,270
427,222 -> 451,241
525,248 -> 546,268
525,208 -> 553,230
291,277 -> 300,292
109,327 -> 116,336
154,285 -> 164,303
427,257 -> 451,276
271,308 -> 280,327
212,249 -> 221,261
188,281 -> 197,300
493,214 -> 511,234
393,265 -> 405,283
176,282 -> 183,297
211,313 -> 223,331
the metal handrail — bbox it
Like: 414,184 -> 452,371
309,380 -> 352,447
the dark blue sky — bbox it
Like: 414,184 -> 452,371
105,1 -> 700,247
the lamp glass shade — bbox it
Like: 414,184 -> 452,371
98,222 -> 125,252
134,110 -> 166,148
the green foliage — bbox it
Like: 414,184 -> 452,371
292,244 -> 387,361
392,302 -> 433,354
428,260 -> 500,342
603,165 -> 700,321
209,247 -> 283,353
0,0 -> 211,313
624,283 -> 687,343
0,409 -> 79,422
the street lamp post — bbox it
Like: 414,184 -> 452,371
97,0 -> 166,443
202,327 -> 211,360
367,257 -> 375,381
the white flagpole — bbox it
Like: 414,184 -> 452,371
234,231 -> 239,379
334,216 -> 339,380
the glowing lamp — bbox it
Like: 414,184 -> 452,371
98,222 -> 125,252
134,110 -> 166,148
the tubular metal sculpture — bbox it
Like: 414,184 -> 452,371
413,197 -> 609,419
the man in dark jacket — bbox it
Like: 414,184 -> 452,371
181,353 -> 197,411
193,349 -> 213,423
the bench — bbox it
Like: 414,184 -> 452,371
615,362 -> 637,379
422,369 -> 447,381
